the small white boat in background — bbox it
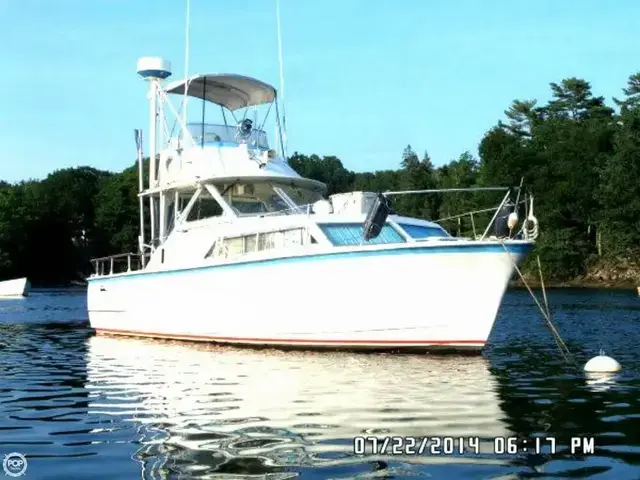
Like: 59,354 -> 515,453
0,277 -> 31,297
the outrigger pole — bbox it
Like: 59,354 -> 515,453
275,0 -> 287,157
135,129 -> 146,267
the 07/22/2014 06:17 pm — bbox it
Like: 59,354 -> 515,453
352,435 -> 596,456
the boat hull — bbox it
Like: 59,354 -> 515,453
87,242 -> 533,352
0,277 -> 30,298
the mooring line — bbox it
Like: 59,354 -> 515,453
534,255 -> 570,361
499,240 -> 575,364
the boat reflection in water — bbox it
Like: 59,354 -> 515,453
86,335 -> 512,477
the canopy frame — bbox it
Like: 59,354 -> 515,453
164,73 -> 277,112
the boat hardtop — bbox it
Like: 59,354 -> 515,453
164,73 -> 277,111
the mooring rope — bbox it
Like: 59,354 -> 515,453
499,240 -> 575,364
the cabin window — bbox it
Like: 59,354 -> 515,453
220,182 -> 286,215
224,237 -> 246,257
245,234 -> 258,252
274,184 -> 324,209
206,228 -> 313,259
165,201 -> 176,234
258,229 -> 304,249
216,181 -> 325,216
319,223 -> 405,246
397,223 -> 449,239
186,190 -> 223,221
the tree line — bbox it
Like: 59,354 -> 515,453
1,73 -> 639,285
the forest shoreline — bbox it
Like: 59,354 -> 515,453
509,261 -> 640,290
2,72 -> 639,286
509,278 -> 638,290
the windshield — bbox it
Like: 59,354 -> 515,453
274,184 -> 325,208
218,181 -> 324,216
186,123 -> 269,149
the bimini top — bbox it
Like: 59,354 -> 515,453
164,74 -> 277,111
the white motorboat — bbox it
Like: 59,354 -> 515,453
0,277 -> 30,297
87,57 -> 539,352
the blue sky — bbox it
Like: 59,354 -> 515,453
1,0 -> 639,183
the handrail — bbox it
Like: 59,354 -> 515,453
90,252 -> 148,277
91,252 -> 141,262
383,186 -> 515,196
379,185 -> 521,240
434,198 -> 530,239
435,198 -> 528,223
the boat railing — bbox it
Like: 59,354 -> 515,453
383,185 -> 538,241
91,252 -> 148,277
433,198 -> 530,239
222,186 -> 531,239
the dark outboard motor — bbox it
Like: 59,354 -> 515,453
495,200 -> 515,238
363,194 -> 392,241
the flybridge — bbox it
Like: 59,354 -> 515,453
135,57 -> 296,185
133,57 -> 325,262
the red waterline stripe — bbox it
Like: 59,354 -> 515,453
94,328 -> 485,345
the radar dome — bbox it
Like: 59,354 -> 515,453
136,57 -> 172,80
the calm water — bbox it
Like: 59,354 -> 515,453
0,289 -> 639,479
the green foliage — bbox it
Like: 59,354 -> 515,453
288,153 -> 354,195
94,163 -> 142,256
436,152 -> 480,236
1,72 -> 639,284
392,146 -> 438,219
598,109 -> 640,255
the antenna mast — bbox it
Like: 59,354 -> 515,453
136,57 -> 172,253
183,0 -> 191,125
276,0 -> 287,156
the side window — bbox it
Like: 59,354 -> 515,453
319,223 -> 405,246
398,223 -> 449,239
186,190 -> 223,221
204,228 -> 312,259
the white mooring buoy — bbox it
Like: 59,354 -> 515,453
584,350 -> 621,373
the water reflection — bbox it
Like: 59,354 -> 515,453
585,372 -> 621,393
86,335 -> 511,477
2,289 -> 638,478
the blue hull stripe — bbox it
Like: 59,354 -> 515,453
90,242 -> 534,284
